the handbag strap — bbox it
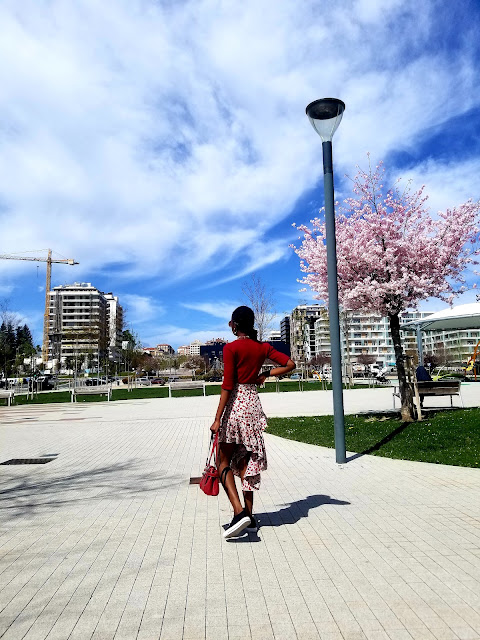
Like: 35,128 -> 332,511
206,432 -> 219,467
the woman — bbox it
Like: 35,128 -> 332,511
210,306 -> 295,538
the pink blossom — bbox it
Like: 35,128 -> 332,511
293,162 -> 480,316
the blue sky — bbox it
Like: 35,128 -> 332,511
1,0 -> 480,349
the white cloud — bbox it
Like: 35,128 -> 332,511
0,0 -> 479,288
0,284 -> 15,295
396,157 -> 480,214
121,294 -> 164,325
181,302 -> 238,321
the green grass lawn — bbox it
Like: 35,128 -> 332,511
13,391 -> 74,404
6,386 -> 479,468
267,409 -> 480,468
258,380 -> 373,393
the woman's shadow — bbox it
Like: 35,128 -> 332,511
226,494 -> 350,543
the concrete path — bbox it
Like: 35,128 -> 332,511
0,390 -> 479,640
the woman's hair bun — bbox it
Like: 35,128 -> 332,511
231,306 -> 258,341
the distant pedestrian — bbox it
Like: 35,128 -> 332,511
210,306 -> 295,538
416,365 -> 432,408
416,365 -> 432,382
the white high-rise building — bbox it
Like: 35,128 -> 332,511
314,310 -> 432,366
267,330 -> 281,341
189,340 -> 202,356
289,304 -> 326,363
47,283 -> 123,368
312,309 -> 480,367
104,293 -> 124,361
422,329 -> 480,366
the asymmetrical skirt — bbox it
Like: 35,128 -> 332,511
219,383 -> 268,491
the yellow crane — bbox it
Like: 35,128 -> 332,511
0,249 -> 79,364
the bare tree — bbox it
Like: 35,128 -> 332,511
184,355 -> 205,374
424,352 -> 440,372
241,274 -> 276,342
309,353 -> 331,370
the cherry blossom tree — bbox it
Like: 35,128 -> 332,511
294,160 -> 480,421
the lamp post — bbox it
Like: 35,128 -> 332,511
306,97 -> 346,464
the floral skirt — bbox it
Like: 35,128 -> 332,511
219,383 -> 268,491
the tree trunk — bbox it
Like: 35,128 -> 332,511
389,312 -> 416,422
341,310 -> 354,389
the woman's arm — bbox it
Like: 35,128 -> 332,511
210,388 -> 231,432
256,359 -> 295,385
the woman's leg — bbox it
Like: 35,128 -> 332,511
218,442 -> 243,515
238,454 -> 253,516
243,490 -> 253,517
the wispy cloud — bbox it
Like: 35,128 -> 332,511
0,284 -> 15,295
121,294 -> 165,325
181,301 -> 238,321
1,0 -> 478,290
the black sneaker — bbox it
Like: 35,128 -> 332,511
246,515 -> 257,533
223,509 -> 251,539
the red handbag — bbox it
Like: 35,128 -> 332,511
200,433 -> 219,496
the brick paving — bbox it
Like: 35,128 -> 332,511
0,390 -> 479,640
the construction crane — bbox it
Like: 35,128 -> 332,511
0,249 -> 79,364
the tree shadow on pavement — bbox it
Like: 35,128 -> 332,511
346,421 -> 411,462
0,460 -> 183,522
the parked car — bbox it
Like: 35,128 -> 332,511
205,375 -> 222,382
151,378 -> 166,385
290,373 -> 301,380
36,375 -> 55,390
85,377 -> 108,386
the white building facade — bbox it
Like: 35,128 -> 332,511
104,293 -> 124,361
289,304 -> 326,363
47,282 -> 123,369
312,309 -> 480,367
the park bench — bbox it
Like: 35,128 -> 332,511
0,389 -> 15,406
393,380 -> 463,409
71,385 -> 112,402
168,380 -> 206,397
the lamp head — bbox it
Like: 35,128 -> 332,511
306,98 -> 345,142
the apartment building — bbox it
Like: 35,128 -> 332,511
177,345 -> 190,356
313,310 -> 432,366
267,330 -> 281,341
289,304 -> 326,363
280,316 -> 291,346
178,338 -> 227,359
156,344 -> 174,355
311,308 -> 480,367
104,293 -> 123,361
200,339 -> 227,365
47,282 -> 123,368
189,340 -> 202,356
422,329 -> 480,365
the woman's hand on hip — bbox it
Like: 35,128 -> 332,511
210,419 -> 220,433
255,373 -> 267,386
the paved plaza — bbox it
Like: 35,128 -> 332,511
1,387 -> 480,640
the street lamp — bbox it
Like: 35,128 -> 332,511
306,97 -> 346,464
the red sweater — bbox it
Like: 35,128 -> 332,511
221,339 -> 290,391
